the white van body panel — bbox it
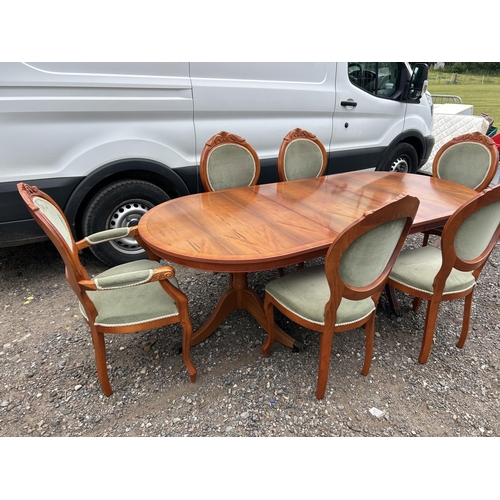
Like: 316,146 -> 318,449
0,62 -> 196,182
62,139 -> 194,180
190,62 -> 336,162
402,92 -> 434,139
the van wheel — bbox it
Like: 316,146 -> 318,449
82,180 -> 170,267
376,143 -> 418,174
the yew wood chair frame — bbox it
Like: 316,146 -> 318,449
263,194 -> 420,399
200,131 -> 261,193
388,184 -> 500,365
277,128 -> 328,182
422,131 -> 499,246
200,131 -> 264,281
277,128 -> 328,276
17,183 -> 197,397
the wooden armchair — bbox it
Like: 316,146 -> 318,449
17,183 -> 197,396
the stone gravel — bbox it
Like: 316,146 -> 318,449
1,234 -> 499,437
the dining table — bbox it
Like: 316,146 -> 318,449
138,170 -> 477,350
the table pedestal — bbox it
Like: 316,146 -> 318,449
190,272 -> 303,350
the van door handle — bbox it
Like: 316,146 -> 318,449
341,100 -> 357,107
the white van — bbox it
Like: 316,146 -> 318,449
0,62 -> 433,266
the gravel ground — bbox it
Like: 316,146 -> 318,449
1,233 -> 499,439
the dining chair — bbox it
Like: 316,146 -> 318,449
263,193 -> 420,399
422,131 -> 499,246
17,183 -> 197,397
388,183 -> 500,365
200,131 -> 265,280
200,131 -> 261,192
277,128 -> 328,276
278,128 -> 328,182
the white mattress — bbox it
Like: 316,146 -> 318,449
418,113 -> 490,175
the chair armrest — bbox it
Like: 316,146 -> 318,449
76,226 -> 161,261
79,265 -> 176,291
76,227 -> 138,251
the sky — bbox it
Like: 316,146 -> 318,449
1,0 -> 487,62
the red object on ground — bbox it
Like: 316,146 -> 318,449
492,133 -> 500,151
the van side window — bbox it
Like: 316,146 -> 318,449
348,62 -> 400,98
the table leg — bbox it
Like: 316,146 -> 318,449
190,271 -> 303,350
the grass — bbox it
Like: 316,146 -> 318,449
427,70 -> 500,125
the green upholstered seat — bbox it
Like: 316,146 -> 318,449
389,246 -> 475,295
266,218 -> 407,325
79,260 -> 180,327
392,199 -> 500,296
266,265 -> 376,326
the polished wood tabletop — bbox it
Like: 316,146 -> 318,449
138,171 -> 477,349
139,171 -> 476,271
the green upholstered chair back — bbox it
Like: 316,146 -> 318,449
278,128 -> 327,182
442,183 -> 500,270
452,195 -> 500,262
17,183 -> 89,290
206,144 -> 257,191
32,196 -> 74,248
200,131 -> 260,192
339,218 -> 408,288
324,194 -> 419,304
433,132 -> 499,192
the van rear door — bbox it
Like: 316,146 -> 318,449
190,62 -> 336,184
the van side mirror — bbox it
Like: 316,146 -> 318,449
403,63 -> 429,102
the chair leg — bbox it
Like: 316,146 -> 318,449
418,297 -> 441,364
90,327 -> 112,397
422,231 -> 430,247
361,314 -> 375,376
412,296 -> 423,312
278,262 -> 304,277
457,292 -> 474,349
316,329 -> 335,399
181,321 -> 197,382
262,295 -> 275,357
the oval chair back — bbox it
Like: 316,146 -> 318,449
200,131 -> 260,192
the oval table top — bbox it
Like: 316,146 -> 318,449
138,171 -> 477,273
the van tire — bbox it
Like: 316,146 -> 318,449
82,180 -> 170,267
376,143 -> 418,173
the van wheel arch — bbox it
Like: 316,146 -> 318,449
62,160 -> 190,266
82,179 -> 170,267
376,142 -> 419,173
